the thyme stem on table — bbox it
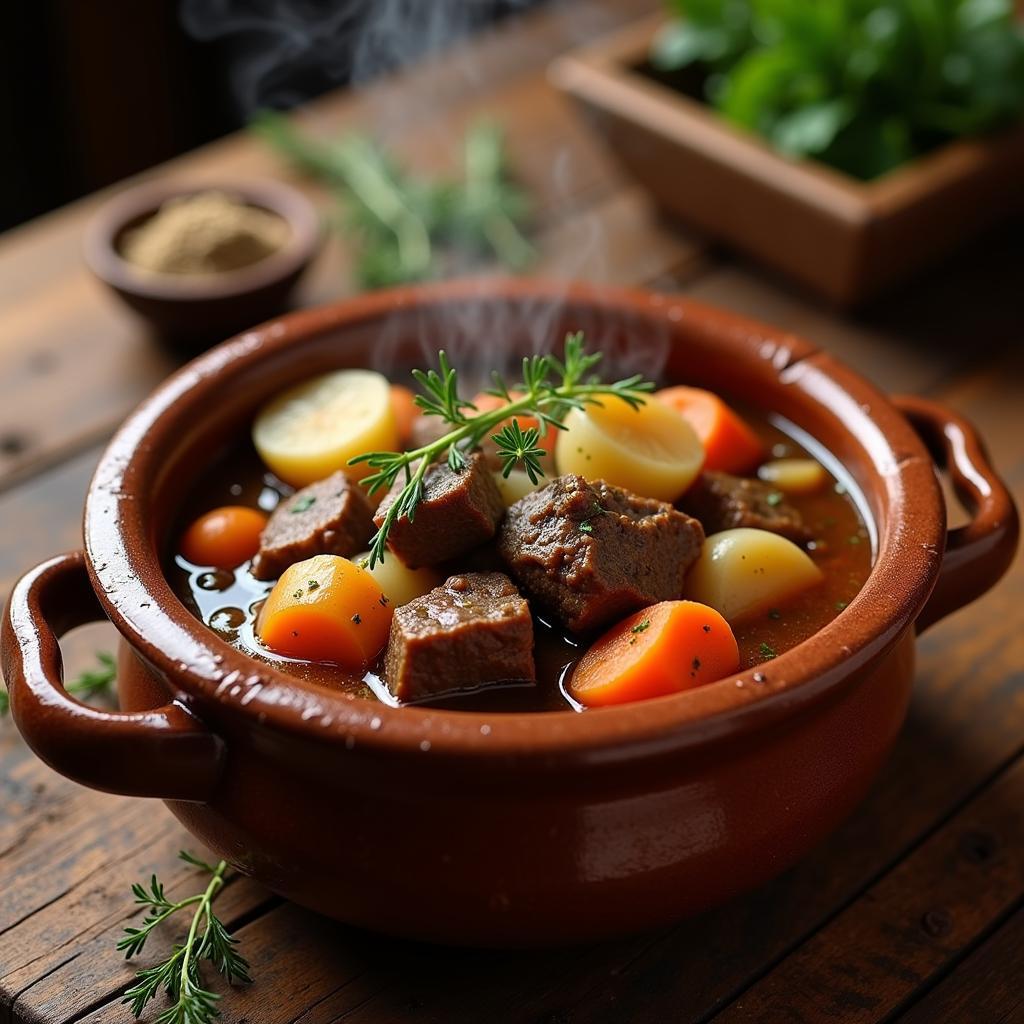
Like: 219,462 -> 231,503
119,852 -> 250,1024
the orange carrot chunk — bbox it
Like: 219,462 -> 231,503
657,386 -> 764,475
180,506 -> 267,569
390,385 -> 422,447
568,600 -> 740,707
258,554 -> 392,669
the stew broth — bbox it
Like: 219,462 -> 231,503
169,411 -> 872,713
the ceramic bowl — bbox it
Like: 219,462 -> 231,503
84,178 -> 320,345
2,280 -> 1017,946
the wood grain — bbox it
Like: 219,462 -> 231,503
893,907 -> 1024,1024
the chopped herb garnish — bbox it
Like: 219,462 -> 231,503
759,642 -> 777,661
307,580 -> 320,592
836,600 -> 848,611
352,613 -> 361,625
293,589 -> 303,600
579,520 -> 593,534
631,619 -> 651,635
702,623 -> 712,633
379,595 -> 390,606
290,495 -> 316,514
765,492 -> 784,507
692,657 -> 701,672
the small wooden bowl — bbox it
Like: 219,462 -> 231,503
84,179 -> 321,345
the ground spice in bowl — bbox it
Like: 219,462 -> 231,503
121,190 -> 291,276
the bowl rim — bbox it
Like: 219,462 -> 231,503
83,178 -> 321,302
83,278 -> 944,763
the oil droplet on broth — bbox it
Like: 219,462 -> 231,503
197,568 -> 235,591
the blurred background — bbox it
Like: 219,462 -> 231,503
0,0 -> 545,232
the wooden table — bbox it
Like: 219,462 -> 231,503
1,3 -> 1022,1022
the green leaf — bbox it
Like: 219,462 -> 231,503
771,99 -> 851,155
650,0 -> 1024,180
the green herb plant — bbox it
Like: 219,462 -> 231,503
651,0 -> 1024,179
253,112 -> 533,287
0,650 -> 116,717
119,852 -> 250,1024
352,332 -> 654,568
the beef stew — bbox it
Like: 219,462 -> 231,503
169,347 -> 871,714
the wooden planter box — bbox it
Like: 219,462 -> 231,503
551,16 -> 1024,306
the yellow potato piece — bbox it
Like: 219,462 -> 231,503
555,398 -> 703,502
684,528 -> 824,623
356,550 -> 442,607
253,369 -> 398,488
493,469 -> 543,507
757,458 -> 828,495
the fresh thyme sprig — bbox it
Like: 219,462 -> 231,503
0,650 -> 115,718
351,332 -> 654,567
253,112 -> 533,287
119,851 -> 250,1024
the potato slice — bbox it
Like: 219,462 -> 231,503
493,468 -> 543,507
555,398 -> 703,502
253,369 -> 398,488
356,550 -> 442,608
757,458 -> 828,495
684,528 -> 824,623
258,554 -> 392,668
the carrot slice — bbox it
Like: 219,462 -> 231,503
657,386 -> 764,475
568,600 -> 739,707
180,506 -> 267,569
258,555 -> 392,669
390,385 -> 421,448
470,390 -> 558,460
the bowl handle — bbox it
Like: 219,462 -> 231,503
1,551 -> 223,801
892,396 -> 1019,633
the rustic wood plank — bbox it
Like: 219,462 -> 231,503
704,756 -> 1024,1023
893,906 -> 1024,1024
677,218 -> 1024,396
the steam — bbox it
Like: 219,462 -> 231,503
180,0 -> 534,115
181,0 -> 673,386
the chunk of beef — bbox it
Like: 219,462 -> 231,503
251,471 -> 374,580
498,474 -> 704,634
374,451 -> 504,568
383,572 -> 534,702
680,471 -> 811,544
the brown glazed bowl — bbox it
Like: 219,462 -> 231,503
84,179 -> 320,346
2,280 -> 1017,946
